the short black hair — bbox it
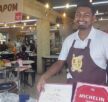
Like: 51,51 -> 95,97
76,1 -> 95,15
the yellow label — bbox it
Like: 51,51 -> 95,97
71,54 -> 83,72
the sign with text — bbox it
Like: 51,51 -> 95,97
15,12 -> 22,20
73,82 -> 108,102
39,84 -> 73,102
0,0 -> 23,22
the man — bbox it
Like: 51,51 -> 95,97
1,42 -> 8,51
16,45 -> 29,60
7,39 -> 14,52
37,1 -> 108,94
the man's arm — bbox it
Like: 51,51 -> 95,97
37,60 -> 65,93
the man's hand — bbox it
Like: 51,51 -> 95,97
37,76 -> 46,93
37,60 -> 64,93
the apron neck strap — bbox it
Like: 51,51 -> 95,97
72,40 -> 76,47
87,39 -> 91,48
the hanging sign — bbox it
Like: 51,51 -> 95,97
15,12 -> 22,20
73,82 -> 108,102
0,0 -> 23,23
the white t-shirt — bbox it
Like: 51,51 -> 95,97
58,27 -> 108,78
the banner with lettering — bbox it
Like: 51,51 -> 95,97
0,0 -> 23,23
73,82 -> 108,102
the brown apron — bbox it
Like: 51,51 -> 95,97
66,39 -> 107,100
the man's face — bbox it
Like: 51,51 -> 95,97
74,7 -> 96,30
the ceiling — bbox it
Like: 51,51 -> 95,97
0,0 -> 108,30
37,0 -> 108,20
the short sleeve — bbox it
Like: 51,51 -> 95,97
58,38 -> 72,61
103,35 -> 108,60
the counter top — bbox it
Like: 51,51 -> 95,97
42,55 -> 58,59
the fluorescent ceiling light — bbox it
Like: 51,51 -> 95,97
53,1 -> 108,9
53,5 -> 67,9
95,12 -> 104,16
68,4 -> 77,8
92,1 -> 108,5
53,4 -> 77,9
